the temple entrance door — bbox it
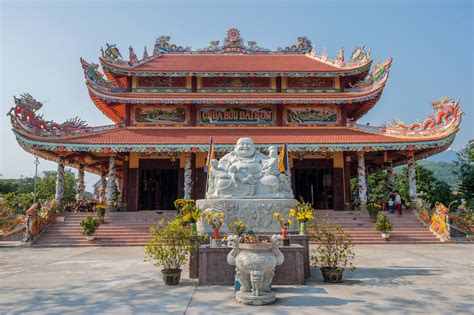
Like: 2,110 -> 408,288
293,159 -> 334,209
138,159 -> 179,210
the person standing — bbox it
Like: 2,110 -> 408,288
394,190 -> 402,216
388,193 -> 395,214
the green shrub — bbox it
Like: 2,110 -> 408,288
310,221 -> 355,271
79,216 -> 100,236
144,218 -> 204,271
375,213 -> 393,233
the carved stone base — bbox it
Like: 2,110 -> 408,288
196,199 -> 298,233
236,291 -> 276,305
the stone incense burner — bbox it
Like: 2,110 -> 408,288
227,235 -> 284,305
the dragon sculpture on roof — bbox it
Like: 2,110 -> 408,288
7,93 -> 88,134
387,97 -> 463,133
80,58 -> 117,88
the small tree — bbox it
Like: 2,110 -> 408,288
310,221 -> 355,271
375,213 -> 393,233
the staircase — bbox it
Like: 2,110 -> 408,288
34,209 -> 440,247
33,211 -> 175,247
313,210 -> 442,244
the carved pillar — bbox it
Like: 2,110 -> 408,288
76,163 -> 85,202
357,152 -> 367,209
184,154 -> 192,199
386,161 -> 394,193
106,156 -> 118,207
407,151 -> 417,204
100,169 -> 107,203
55,156 -> 65,206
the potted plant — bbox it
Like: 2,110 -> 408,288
180,203 -> 202,234
96,204 -> 106,224
367,203 -> 380,223
310,221 -> 355,283
174,199 -> 196,215
376,213 -> 393,240
294,200 -> 314,235
80,216 -> 100,241
273,211 -> 294,246
145,218 -> 201,285
205,210 -> 225,247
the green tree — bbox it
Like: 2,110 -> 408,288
36,171 -> 77,203
0,180 -> 19,194
395,164 -> 454,206
368,170 -> 388,202
455,142 -> 474,206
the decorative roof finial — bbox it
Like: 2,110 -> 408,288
129,46 -> 138,65
335,47 -> 345,65
143,46 -> 149,59
322,47 -> 328,61
105,43 -> 123,61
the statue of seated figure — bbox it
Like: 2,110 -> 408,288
206,138 -> 294,199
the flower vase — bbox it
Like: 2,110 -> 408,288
211,228 -> 221,247
282,227 -> 290,246
191,222 -> 197,234
299,221 -> 307,235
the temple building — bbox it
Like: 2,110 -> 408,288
8,29 -> 463,211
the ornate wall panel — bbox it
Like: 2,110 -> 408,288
201,77 -> 272,92
287,77 -> 334,92
284,106 -> 341,126
132,105 -> 189,125
198,105 -> 275,126
136,76 -> 187,92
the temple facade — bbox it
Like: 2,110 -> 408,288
8,29 -> 463,211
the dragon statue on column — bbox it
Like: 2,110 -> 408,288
7,93 -> 88,134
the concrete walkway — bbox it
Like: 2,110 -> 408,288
0,245 -> 472,314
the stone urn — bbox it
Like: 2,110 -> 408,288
227,235 -> 284,305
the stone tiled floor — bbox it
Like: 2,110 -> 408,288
0,244 -> 473,314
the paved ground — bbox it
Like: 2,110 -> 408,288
0,245 -> 473,315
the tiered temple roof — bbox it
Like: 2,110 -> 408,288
8,29 -> 463,174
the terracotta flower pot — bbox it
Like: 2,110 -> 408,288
86,235 -> 95,241
321,267 -> 344,283
98,216 -> 105,224
161,268 -> 182,285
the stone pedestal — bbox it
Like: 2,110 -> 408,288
197,244 -> 305,285
196,198 -> 298,233
236,291 -> 276,305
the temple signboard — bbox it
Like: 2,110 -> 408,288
199,106 -> 275,126
284,106 -> 340,126
132,105 -> 188,125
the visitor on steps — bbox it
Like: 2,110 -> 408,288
388,193 -> 395,214
394,190 -> 402,216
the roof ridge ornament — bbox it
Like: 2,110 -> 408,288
277,36 -> 313,54
198,28 -> 270,54
7,94 -> 89,136
386,97 -> 464,137
306,45 -> 372,69
153,35 -> 191,54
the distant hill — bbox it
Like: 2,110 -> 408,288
418,160 -> 460,187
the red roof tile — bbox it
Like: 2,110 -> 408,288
131,54 -> 341,72
32,127 -> 418,145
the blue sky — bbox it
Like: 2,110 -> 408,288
0,0 -> 472,189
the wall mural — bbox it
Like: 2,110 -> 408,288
284,106 -> 340,125
132,106 -> 188,125
199,106 -> 274,126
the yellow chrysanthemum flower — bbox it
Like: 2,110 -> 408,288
213,213 -> 219,218
273,212 -> 280,218
289,209 -> 296,217
288,219 -> 293,225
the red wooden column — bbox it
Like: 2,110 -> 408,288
343,153 -> 352,210
127,152 -> 139,211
